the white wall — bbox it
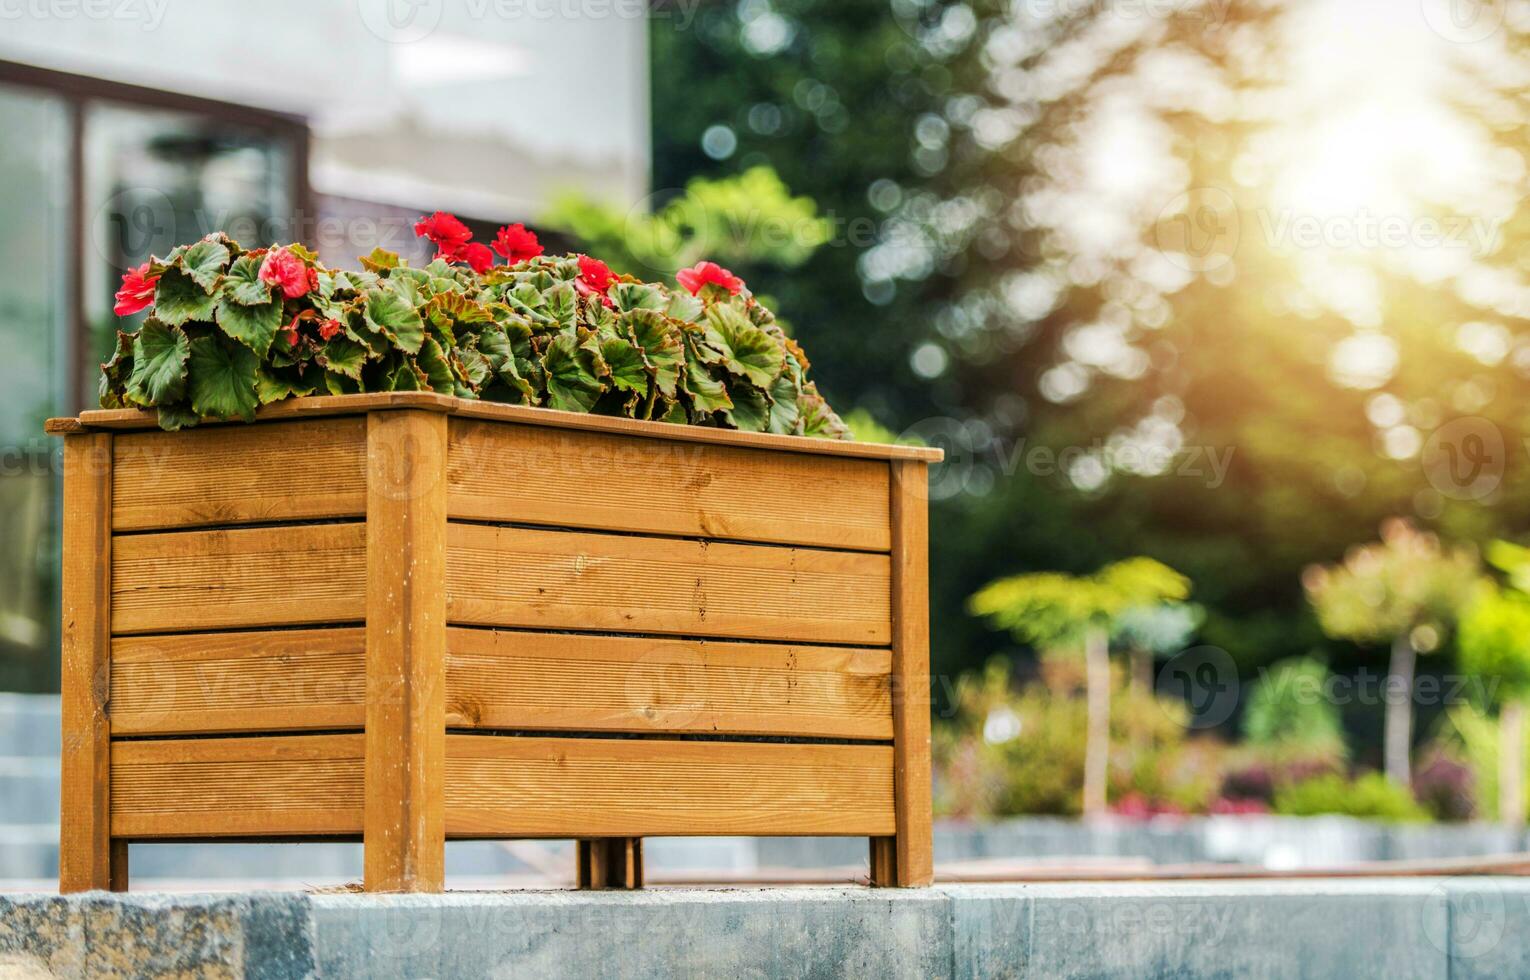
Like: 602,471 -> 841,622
0,0 -> 651,219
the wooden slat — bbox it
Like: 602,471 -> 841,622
110,735 -> 364,838
110,628 -> 366,735
448,419 -> 890,551
112,417 -> 367,531
59,432 -> 118,892
364,410 -> 448,892
446,628 -> 893,739
53,391 -> 945,462
446,525 -> 891,645
883,460 -> 934,887
445,736 -> 894,837
110,523 -> 366,634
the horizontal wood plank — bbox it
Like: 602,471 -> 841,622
110,735 -> 364,838
446,525 -> 892,645
448,419 -> 891,551
445,735 -> 895,837
446,628 -> 892,739
112,417 -> 367,531
110,628 -> 367,735
53,392 -> 944,462
111,524 -> 366,635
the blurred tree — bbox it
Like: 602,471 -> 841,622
1113,601 -> 1203,696
1303,520 -> 1479,787
1457,582 -> 1530,827
970,557 -> 1189,816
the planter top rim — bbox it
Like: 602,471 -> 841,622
46,391 -> 944,463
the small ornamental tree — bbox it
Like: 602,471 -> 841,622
1303,519 -> 1479,787
1458,582 -> 1530,828
970,558 -> 1191,818
101,217 -> 848,437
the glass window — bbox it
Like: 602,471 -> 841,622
0,83 -> 69,690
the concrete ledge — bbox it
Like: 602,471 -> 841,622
1,879 -> 1523,978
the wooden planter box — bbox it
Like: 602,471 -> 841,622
47,392 -> 941,892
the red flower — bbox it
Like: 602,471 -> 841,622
113,263 -> 158,316
259,247 -> 314,299
492,223 -> 543,263
318,318 -> 342,341
414,211 -> 472,258
676,260 -> 744,296
461,242 -> 494,274
282,313 -> 302,348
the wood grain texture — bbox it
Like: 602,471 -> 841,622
112,417 -> 367,531
446,628 -> 892,739
110,735 -> 364,838
445,735 -> 895,837
446,525 -> 892,646
448,419 -> 891,551
365,410 -> 447,892
880,460 -> 934,887
110,628 -> 366,735
110,523 -> 366,634
53,391 -> 945,462
59,432 -> 117,892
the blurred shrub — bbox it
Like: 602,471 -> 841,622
1241,656 -> 1347,755
932,657 -> 1225,819
1430,703 -> 1530,822
1412,750 -> 1476,822
1272,772 -> 1430,822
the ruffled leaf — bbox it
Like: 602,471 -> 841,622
126,319 -> 190,407
153,268 -> 220,326
188,334 -> 259,421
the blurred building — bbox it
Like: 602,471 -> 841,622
0,0 -> 651,690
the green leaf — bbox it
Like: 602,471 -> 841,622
320,338 -> 369,380
359,247 -> 400,272
156,403 -> 200,431
722,382 -> 770,432
188,334 -> 259,421
418,336 -> 456,393
215,295 -> 283,358
683,359 -> 732,414
223,254 -> 273,305
702,305 -> 785,388
125,319 -> 190,406
388,359 -> 426,392
767,373 -> 802,435
600,336 -> 649,394
255,368 -> 316,404
665,291 -> 703,322
542,332 -> 606,412
153,268 -> 220,326
546,282 -> 577,328
365,286 -> 425,354
180,238 -> 230,292
612,282 -> 665,312
97,331 -> 134,409
627,310 -> 684,398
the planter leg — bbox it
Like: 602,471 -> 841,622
577,838 -> 643,889
60,433 -> 117,894
363,411 -> 448,893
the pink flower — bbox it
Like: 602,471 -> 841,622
676,260 -> 744,296
492,223 -> 543,263
259,247 -> 314,299
113,263 -> 158,316
318,318 -> 342,341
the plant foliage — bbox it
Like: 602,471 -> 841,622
99,233 -> 849,437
